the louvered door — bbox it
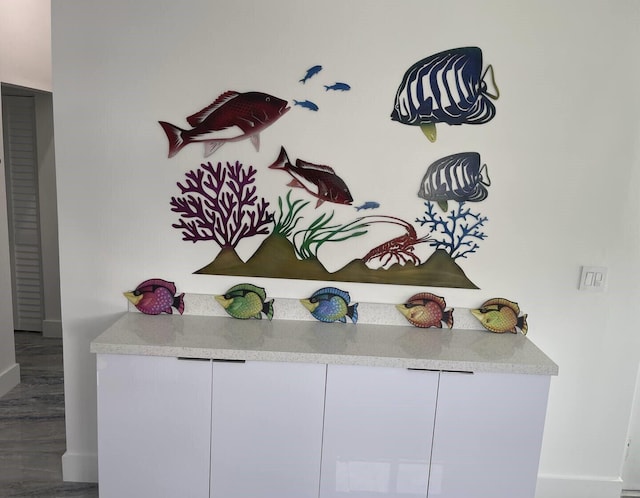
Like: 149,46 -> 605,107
2,95 -> 43,331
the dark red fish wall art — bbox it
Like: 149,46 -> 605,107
159,91 -> 290,158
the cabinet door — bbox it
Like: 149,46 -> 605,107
210,360 -> 326,498
96,354 -> 212,498
320,365 -> 439,498
428,372 -> 550,498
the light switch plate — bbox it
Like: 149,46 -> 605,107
579,266 -> 608,292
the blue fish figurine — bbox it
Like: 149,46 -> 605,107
293,99 -> 319,112
299,65 -> 322,84
324,82 -> 351,92
301,287 -> 358,324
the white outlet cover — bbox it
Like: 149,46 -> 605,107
579,266 -> 608,292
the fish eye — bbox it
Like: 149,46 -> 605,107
133,290 -> 141,296
265,97 -> 271,102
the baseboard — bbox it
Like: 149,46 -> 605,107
62,451 -> 98,483
0,362 -> 20,398
43,319 -> 62,338
537,474 -> 623,498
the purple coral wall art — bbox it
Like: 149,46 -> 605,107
170,161 -> 272,249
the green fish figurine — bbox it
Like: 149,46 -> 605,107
215,283 -> 274,320
471,298 -> 527,335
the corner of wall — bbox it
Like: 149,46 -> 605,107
0,362 -> 20,398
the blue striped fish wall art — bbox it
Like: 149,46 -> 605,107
391,47 -> 499,142
418,152 -> 491,211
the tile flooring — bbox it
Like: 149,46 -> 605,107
0,332 -> 98,497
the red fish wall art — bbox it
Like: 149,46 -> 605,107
159,90 -> 290,158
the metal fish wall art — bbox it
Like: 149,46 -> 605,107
268,146 -> 353,207
124,278 -> 185,315
391,46 -> 499,142
418,152 -> 491,211
159,90 -> 290,158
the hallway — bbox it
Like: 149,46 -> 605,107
0,332 -> 98,497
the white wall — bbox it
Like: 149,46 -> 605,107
51,1 -> 640,496
0,0 -> 52,396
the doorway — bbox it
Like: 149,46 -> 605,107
1,84 -> 61,337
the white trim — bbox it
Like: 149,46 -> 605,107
42,319 -> 62,338
0,362 -> 20,398
536,474 -> 623,498
61,451 -> 98,483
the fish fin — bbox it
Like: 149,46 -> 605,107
420,123 -> 437,142
253,313 -> 263,320
250,133 -> 260,152
173,293 -> 185,315
518,314 -> 528,335
165,307 -> 174,315
480,163 -> 492,186
482,64 -> 500,100
186,90 -> 240,126
339,316 -> 347,323
348,303 -> 359,324
263,300 -> 274,321
443,308 -> 454,329
295,159 -> 336,174
315,198 -> 325,208
204,140 -> 225,157
268,146 -> 290,170
159,121 -> 187,158
437,200 -> 448,211
287,179 -> 305,189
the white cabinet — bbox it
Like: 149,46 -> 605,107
96,354 -> 212,498
320,365 -> 439,498
96,355 -> 550,498
210,360 -> 326,498
428,372 -> 550,498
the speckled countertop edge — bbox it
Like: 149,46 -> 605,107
91,298 -> 558,376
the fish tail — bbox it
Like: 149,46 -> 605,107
324,85 -> 330,91
173,293 -> 185,315
518,314 -> 528,335
299,78 -> 306,84
443,308 -> 454,329
480,163 -> 492,187
263,299 -> 274,321
347,303 -> 359,324
158,121 -> 187,158
268,146 -> 290,170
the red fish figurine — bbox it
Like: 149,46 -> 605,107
124,279 -> 185,315
268,146 -> 353,207
159,91 -> 290,158
396,292 -> 454,328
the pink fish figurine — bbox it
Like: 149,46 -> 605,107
124,279 -> 185,315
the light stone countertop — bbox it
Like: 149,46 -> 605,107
91,310 -> 558,376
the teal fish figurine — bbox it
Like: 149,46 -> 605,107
215,283 -> 274,320
300,287 -> 358,323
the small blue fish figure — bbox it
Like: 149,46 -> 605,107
301,287 -> 358,324
324,82 -> 351,92
293,99 -> 319,112
300,65 -> 323,84
355,201 -> 380,211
